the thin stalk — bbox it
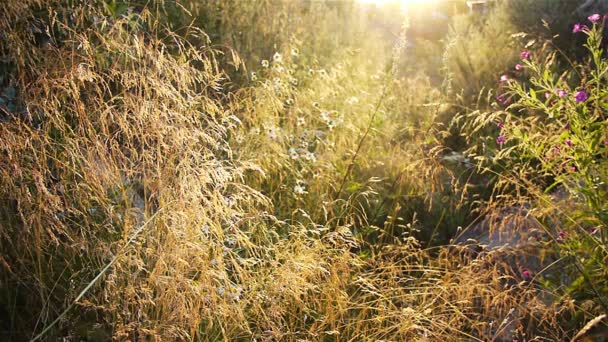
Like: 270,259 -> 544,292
30,207 -> 166,342
332,22 -> 409,220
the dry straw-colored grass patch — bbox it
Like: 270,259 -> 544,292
0,1 -> 576,340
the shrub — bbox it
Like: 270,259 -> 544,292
460,13 -> 608,330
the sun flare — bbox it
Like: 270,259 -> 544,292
356,0 -> 443,13
356,0 -> 441,5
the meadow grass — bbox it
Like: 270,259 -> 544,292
0,0 -> 606,340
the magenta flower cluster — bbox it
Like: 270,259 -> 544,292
496,134 -> 506,145
495,120 -> 506,146
573,13 -> 602,33
496,94 -> 510,105
494,15 -> 602,160
588,13 -> 601,23
573,23 -> 588,33
574,90 -> 588,103
557,231 -> 567,243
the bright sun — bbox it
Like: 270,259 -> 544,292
355,0 -> 442,12
356,0 -> 440,4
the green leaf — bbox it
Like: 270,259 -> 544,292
346,181 -> 363,193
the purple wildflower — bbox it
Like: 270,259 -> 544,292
553,145 -> 560,156
520,50 -> 531,59
515,64 -> 522,71
565,139 -> 573,147
573,23 -> 588,33
496,135 -> 506,145
588,14 -> 601,23
574,90 -> 588,103
497,94 -> 510,105
557,231 -> 567,243
564,122 -> 570,130
497,121 -> 504,129
522,269 -> 531,280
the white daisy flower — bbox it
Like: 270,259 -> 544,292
320,111 -> 330,123
267,127 -> 279,140
346,96 -> 359,105
294,184 -> 307,195
273,52 -> 282,63
288,147 -> 299,160
304,151 -> 316,162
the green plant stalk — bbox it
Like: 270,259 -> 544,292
30,207 -> 166,342
332,22 -> 408,208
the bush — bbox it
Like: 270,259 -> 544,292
460,14 -> 608,330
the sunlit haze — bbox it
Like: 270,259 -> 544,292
4,0 -> 605,340
356,0 -> 442,5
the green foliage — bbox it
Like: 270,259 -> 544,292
444,4 -> 519,100
498,21 -> 608,312
458,16 -> 608,330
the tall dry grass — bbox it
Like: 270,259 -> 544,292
0,0 -> 580,340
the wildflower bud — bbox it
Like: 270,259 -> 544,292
574,90 -> 588,103
496,135 -> 506,145
552,145 -> 560,155
588,14 -> 601,23
557,231 -> 567,243
573,23 -> 588,33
